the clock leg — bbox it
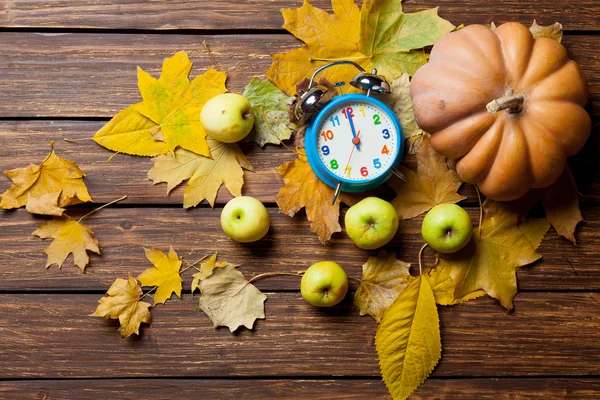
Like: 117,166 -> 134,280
332,182 -> 343,205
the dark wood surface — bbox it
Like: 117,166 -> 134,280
0,0 -> 599,398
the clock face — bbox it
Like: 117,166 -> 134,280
315,100 -> 398,182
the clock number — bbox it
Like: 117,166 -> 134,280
382,128 -> 390,139
330,159 -> 339,170
359,107 -> 365,117
321,129 -> 334,141
344,166 -> 351,177
342,107 -> 354,119
321,145 -> 330,156
360,166 -> 369,177
329,115 -> 340,127
381,144 -> 389,155
373,158 -> 382,169
373,114 -> 381,125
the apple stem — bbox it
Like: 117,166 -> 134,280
418,243 -> 429,276
76,195 -> 127,223
247,271 -> 304,285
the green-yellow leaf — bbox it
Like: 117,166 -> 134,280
267,0 -> 454,95
424,266 -> 485,306
1,142 -> 92,212
530,20 -> 563,42
92,275 -> 152,339
137,247 -> 183,305
439,200 -> 550,310
93,104 -> 169,157
198,264 -> 267,332
390,136 -> 466,219
376,275 -> 441,400
354,251 -> 412,322
191,253 -> 233,293
148,138 -> 253,208
243,78 -> 294,147
32,215 -> 100,272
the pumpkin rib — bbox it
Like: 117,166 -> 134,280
516,37 -> 569,92
430,111 -> 497,159
529,61 -> 589,106
495,22 -> 535,87
520,117 -> 566,188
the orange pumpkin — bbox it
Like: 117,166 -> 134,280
410,22 -> 591,201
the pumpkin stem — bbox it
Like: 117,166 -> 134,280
486,90 -> 525,114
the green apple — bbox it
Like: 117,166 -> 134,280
421,203 -> 473,253
200,93 -> 255,143
300,261 -> 348,307
220,196 -> 270,243
344,197 -> 399,250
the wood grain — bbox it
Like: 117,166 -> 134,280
0,207 -> 597,291
1,378 -> 599,399
1,0 -> 599,31
0,293 -> 598,379
0,120 -> 598,206
0,33 -> 599,117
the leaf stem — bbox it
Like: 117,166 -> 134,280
77,195 -> 127,223
140,285 -> 158,300
247,271 -> 304,285
63,137 -> 95,143
418,243 -> 429,276
180,255 -> 209,274
475,185 -> 483,235
203,40 -> 221,71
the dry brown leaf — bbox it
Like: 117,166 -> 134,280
137,247 -> 183,305
530,20 -> 563,42
354,251 -> 412,322
32,215 -> 100,272
191,253 -> 234,293
148,138 -> 253,208
275,148 -> 345,244
198,264 -> 267,332
390,136 -> 466,219
1,142 -> 92,212
25,191 -> 65,216
92,275 -> 152,339
542,166 -> 582,244
385,72 -> 424,147
437,200 -> 550,310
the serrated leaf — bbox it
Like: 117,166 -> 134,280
26,191 -> 65,216
191,253 -> 233,293
148,138 -> 253,208
1,142 -> 92,212
390,136 -> 466,219
198,264 -> 266,332
137,247 -> 183,305
376,275 -> 441,400
267,0 -> 454,95
92,275 -> 152,339
275,148 -> 348,244
385,73 -> 423,145
33,215 -> 100,272
542,167 -> 582,244
439,200 -> 550,310
93,104 -> 169,157
354,251 -> 412,322
243,78 -> 294,146
530,20 -> 563,42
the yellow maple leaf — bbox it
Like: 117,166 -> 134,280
148,138 -> 253,208
354,251 -> 412,322
385,73 -> 423,143
276,148 -> 351,244
542,166 -> 582,244
376,275 -> 441,399
438,200 -> 550,310
137,247 -> 183,305
1,142 -> 92,212
390,136 -> 466,220
92,275 -> 152,339
32,215 -> 100,272
191,253 -> 233,293
267,0 -> 454,95
94,51 -> 227,157
25,191 -> 65,216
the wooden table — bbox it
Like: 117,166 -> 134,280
0,1 -> 599,398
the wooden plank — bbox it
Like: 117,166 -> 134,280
0,33 -> 599,117
0,293 -> 598,378
1,0 -> 599,31
1,378 -> 599,399
0,207 -> 598,292
0,119 -> 598,207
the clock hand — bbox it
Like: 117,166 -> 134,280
345,108 -> 361,151
343,130 -> 361,177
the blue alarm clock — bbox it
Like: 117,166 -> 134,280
295,61 -> 405,203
